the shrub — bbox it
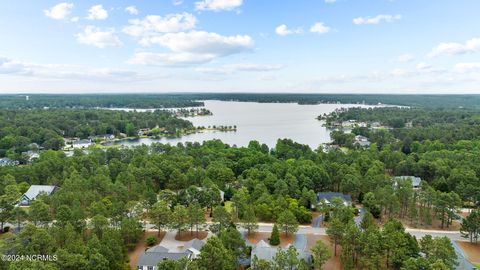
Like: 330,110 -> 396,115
146,236 -> 157,246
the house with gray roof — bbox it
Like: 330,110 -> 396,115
354,135 -> 371,147
137,239 -> 205,270
317,192 -> 352,206
251,240 -> 311,267
394,176 -> 422,189
20,185 -> 56,206
0,157 -> 19,167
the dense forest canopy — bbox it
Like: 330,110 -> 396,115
2,93 -> 480,108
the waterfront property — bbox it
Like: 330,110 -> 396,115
354,135 -> 371,147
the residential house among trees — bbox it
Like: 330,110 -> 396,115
251,240 -> 311,266
0,157 -> 19,167
20,185 -> 57,206
316,192 -> 352,206
137,239 -> 205,270
394,176 -> 422,189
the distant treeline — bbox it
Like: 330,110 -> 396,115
0,94 -> 203,109
2,93 -> 480,108
185,93 -> 480,108
326,107 -> 480,128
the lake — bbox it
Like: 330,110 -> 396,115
109,100 -> 375,149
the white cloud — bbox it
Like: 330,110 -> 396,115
123,13 -> 197,38
353,14 -> 401,25
427,38 -> 480,58
196,63 -> 284,74
0,57 -> 140,81
454,62 -> 480,73
86,5 -> 108,20
128,31 -> 254,65
416,62 -> 432,71
195,0 -> 243,11
275,24 -> 302,36
125,6 -> 139,15
70,17 -> 79,22
325,0 -> 337,3
44,2 -> 74,20
76,26 -> 122,48
173,0 -> 183,6
309,22 -> 331,34
397,53 -> 415,63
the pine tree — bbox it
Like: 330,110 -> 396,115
270,224 -> 280,246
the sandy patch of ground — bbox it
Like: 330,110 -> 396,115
306,234 -> 342,270
175,230 -> 208,241
457,241 -> 480,264
128,231 -> 165,270
246,232 -> 294,247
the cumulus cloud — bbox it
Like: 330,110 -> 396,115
309,22 -> 331,34
128,31 -> 254,65
76,26 -> 122,48
325,0 -> 337,3
397,53 -> 415,63
86,5 -> 108,20
275,24 -> 302,36
454,62 -> 480,73
353,14 -> 401,25
196,63 -> 284,74
123,13 -> 197,38
195,0 -> 243,11
427,38 -> 480,58
44,2 -> 74,20
125,6 -> 139,15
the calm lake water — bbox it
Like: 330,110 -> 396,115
110,101 -> 375,149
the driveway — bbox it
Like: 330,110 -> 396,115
452,241 -> 476,270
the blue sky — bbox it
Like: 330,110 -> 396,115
1,0 -> 480,93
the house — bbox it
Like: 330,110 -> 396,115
137,239 -> 205,270
21,150 -> 40,162
394,176 -> 422,189
72,139 -> 93,149
317,192 -> 352,206
354,135 -> 371,147
0,158 -> 19,167
251,240 -> 311,266
370,122 -> 382,128
20,185 -> 56,205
